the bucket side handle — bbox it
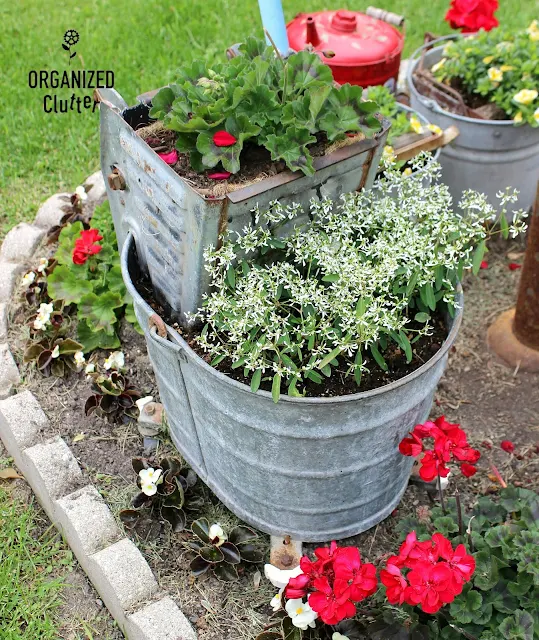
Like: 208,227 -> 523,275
148,323 -> 189,363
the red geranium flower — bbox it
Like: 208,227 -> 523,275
405,561 -> 456,613
508,262 -> 522,271
461,462 -> 477,477
399,431 -> 424,457
433,533 -> 475,590
309,576 -> 356,625
158,149 -> 178,165
501,440 -> 515,453
333,547 -> 377,601
392,531 -> 418,567
208,171 -> 232,180
73,228 -> 103,265
285,573 -> 310,599
419,449 -> 451,482
380,563 -> 408,605
480,260 -> 489,269
445,0 -> 499,33
213,130 -> 237,147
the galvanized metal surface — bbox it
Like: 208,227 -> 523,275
122,233 -> 463,541
407,38 -> 539,214
100,88 -> 388,327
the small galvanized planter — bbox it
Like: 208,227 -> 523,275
99,88 -> 389,327
122,233 -> 463,542
407,37 -> 539,213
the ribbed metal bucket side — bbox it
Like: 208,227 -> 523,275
122,234 -> 463,541
100,88 -> 389,326
406,39 -> 539,213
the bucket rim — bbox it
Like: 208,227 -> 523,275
122,232 -> 463,406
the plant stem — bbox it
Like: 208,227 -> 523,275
437,472 -> 446,514
263,28 -> 288,104
455,488 -> 464,537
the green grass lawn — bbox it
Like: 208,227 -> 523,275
0,0 -> 534,236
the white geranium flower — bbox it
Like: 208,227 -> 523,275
270,589 -> 284,612
51,345 -> 60,359
74,351 -> 85,367
208,523 -> 227,547
264,563 -> 303,589
36,258 -> 49,273
285,598 -> 317,630
333,633 -> 351,640
136,396 -> 154,413
104,351 -> 125,370
21,272 -> 36,288
75,185 -> 88,202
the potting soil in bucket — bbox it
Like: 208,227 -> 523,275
122,233 -> 463,542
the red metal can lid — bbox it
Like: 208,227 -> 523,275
287,10 -> 404,66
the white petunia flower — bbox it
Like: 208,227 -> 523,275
208,523 -> 227,547
104,351 -> 125,370
51,345 -> 60,358
264,563 -> 303,589
75,185 -> 88,202
285,598 -> 317,630
36,258 -> 49,273
21,272 -> 36,288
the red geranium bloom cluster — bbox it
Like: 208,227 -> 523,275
381,531 -> 475,613
72,229 -> 103,265
285,541 -> 377,625
399,416 -> 480,481
445,0 -> 498,33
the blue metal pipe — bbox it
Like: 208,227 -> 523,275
258,0 -> 289,53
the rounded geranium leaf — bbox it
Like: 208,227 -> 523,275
220,541 -> 241,565
119,509 -> 141,529
192,518 -> 211,543
229,525 -> 259,545
161,505 -> 187,532
200,545 -> 224,563
239,543 -> 265,564
190,555 -> 211,577
213,562 -> 239,581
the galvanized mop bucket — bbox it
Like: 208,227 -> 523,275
99,88 -> 389,327
407,37 -> 539,213
122,233 -> 463,541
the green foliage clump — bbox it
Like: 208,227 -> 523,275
433,24 -> 539,126
150,37 -> 382,177
367,85 -> 417,145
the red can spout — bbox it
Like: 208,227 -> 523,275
306,15 -> 320,46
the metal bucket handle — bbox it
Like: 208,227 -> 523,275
366,6 -> 405,28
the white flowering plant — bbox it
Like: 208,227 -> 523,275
193,158 -> 527,402
432,23 -> 539,126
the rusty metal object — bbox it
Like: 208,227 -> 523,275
149,313 -> 167,338
487,181 -> 539,371
107,168 -> 126,191
137,401 -> 164,437
269,535 -> 303,569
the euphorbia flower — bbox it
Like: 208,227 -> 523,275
501,440 -> 515,453
158,149 -> 179,165
309,576 -> 356,625
380,562 -> 408,605
405,561 -> 456,613
333,547 -> 377,601
73,228 -> 103,265
213,130 -> 237,147
208,171 -> 232,180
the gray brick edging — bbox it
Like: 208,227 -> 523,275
0,178 -> 197,640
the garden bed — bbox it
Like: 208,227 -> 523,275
7,231 -> 538,640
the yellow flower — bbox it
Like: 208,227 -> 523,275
382,145 -> 396,164
465,48 -> 473,54
527,20 -> 538,34
534,108 -> 539,124
500,65 -> 514,72
431,58 -> 446,73
513,89 -> 538,106
409,115 -> 423,134
514,112 -> 523,123
483,55 -> 495,64
403,167 -> 413,176
530,31 -> 539,42
488,67 -> 503,83
427,124 -> 442,135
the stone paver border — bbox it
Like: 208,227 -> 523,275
0,172 -> 196,640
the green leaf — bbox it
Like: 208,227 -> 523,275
271,373 -> 281,403
432,515 -> 460,536
149,86 -> 177,119
105,265 -> 128,301
322,273 -> 340,283
250,369 -> 262,393
306,370 -> 323,384
423,282 -> 436,311
415,312 -> 431,323
472,240 -> 487,275
370,343 -> 388,372
450,589 -> 483,624
55,222 -> 84,265
318,346 -> 341,370
474,550 -> 501,590
47,265 -> 93,304
286,50 -> 333,95
498,610 -> 534,640
191,518 -> 211,543
265,126 -> 316,175
57,338 -> 83,355
500,212 -> 509,239
77,291 -> 124,335
76,319 -> 121,352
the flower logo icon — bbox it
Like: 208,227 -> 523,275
62,30 -> 79,62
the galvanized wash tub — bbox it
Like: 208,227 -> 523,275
99,88 -> 389,327
407,37 -> 539,213
122,233 -> 463,541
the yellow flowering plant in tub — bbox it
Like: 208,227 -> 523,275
433,23 -> 539,126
